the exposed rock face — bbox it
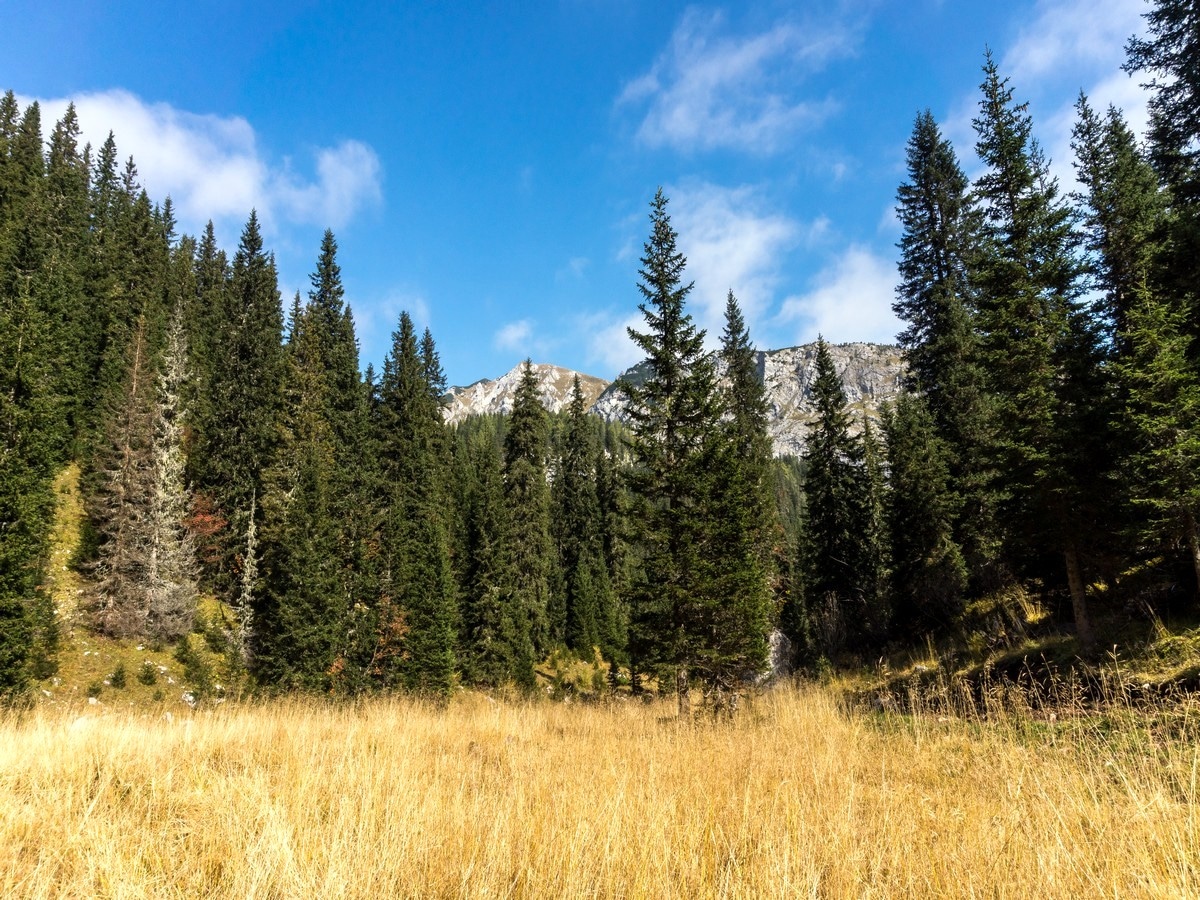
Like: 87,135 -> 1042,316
757,342 -> 905,457
442,362 -> 610,425
445,342 -> 905,456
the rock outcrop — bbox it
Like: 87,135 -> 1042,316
444,342 -> 905,456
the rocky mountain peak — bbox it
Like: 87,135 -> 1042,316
444,342 -> 905,456
441,362 -> 610,425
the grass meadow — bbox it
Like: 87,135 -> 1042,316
1,685 -> 1196,898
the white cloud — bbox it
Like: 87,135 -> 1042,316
25,89 -> 382,238
495,319 -> 534,352
556,256 -> 590,282
943,0 -> 1152,193
619,9 -> 853,153
666,182 -> 803,343
997,0 -> 1151,191
584,311 -> 644,376
776,246 -> 900,345
1001,0 -> 1145,80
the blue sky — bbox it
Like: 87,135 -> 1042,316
2,0 -> 1153,386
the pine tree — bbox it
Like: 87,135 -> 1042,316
893,109 -> 999,585
194,211 -> 284,600
460,430 -> 534,688
1113,246 -> 1200,595
971,53 -> 1085,575
797,338 -> 878,657
704,292 -> 774,686
1071,96 -> 1167,351
553,375 -> 618,655
1125,0 -> 1200,202
620,189 -> 727,714
973,54 -> 1113,643
377,312 -> 456,695
144,299 -> 198,641
0,241 -> 59,698
504,360 -> 557,653
883,393 -> 967,634
90,316 -> 157,637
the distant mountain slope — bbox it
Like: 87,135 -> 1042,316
445,342 -> 905,456
441,362 -> 610,425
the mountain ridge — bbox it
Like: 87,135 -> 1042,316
443,342 -> 905,456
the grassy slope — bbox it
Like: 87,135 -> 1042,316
37,465 -> 227,711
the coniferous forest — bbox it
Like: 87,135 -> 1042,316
4,2 -> 1200,707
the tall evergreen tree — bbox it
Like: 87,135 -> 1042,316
0,232 -> 59,698
255,300 -> 347,690
460,429 -> 534,687
883,393 -> 967,635
1071,96 -> 1168,352
144,299 -> 198,641
378,312 -> 456,695
553,375 -> 618,655
194,211 -> 284,599
504,360 -> 557,652
705,292 -> 774,684
620,189 -> 730,713
796,338 -> 878,657
971,53 -> 1084,573
973,54 -> 1112,643
90,316 -> 157,637
893,110 -> 999,585
1125,0 -> 1200,202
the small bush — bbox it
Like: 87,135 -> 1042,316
109,663 -> 127,689
174,636 -> 214,698
86,681 -> 103,699
138,662 -> 157,686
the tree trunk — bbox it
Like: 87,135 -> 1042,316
676,665 -> 691,719
1064,543 -> 1094,650
1188,514 -> 1200,600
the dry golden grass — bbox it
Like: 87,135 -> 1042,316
1,687 -> 1196,899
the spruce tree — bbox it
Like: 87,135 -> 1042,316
377,312 -> 456,695
194,211 -> 284,599
620,189 -> 726,713
705,292 -> 774,685
504,360 -> 557,652
0,237 -> 58,698
460,429 -> 534,688
797,338 -> 877,657
971,53 -> 1085,575
144,299 -> 198,641
883,393 -> 967,634
255,301 -> 346,690
1125,0 -> 1200,202
973,54 -> 1113,643
893,110 -> 999,585
90,316 -> 157,637
553,375 -> 618,656
1071,96 -> 1167,352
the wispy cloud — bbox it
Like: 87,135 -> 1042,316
495,319 -> 534,352
776,246 -> 900,346
584,311 -> 644,376
25,89 -> 382,238
1000,0 -> 1151,189
618,9 -> 855,154
667,181 -> 805,342
942,0 -> 1151,190
1001,0 -> 1145,80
